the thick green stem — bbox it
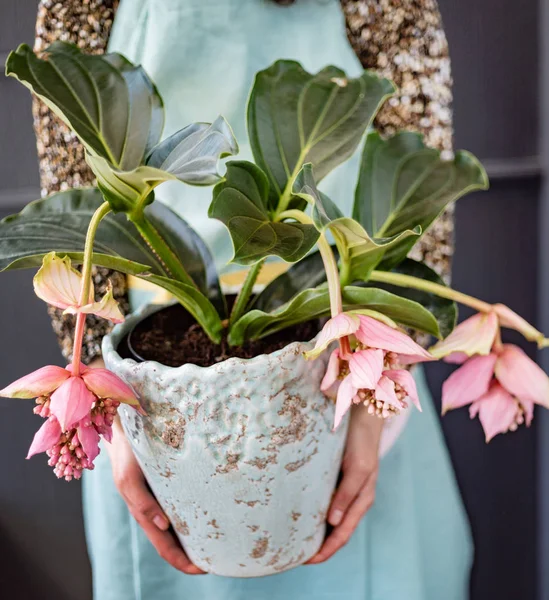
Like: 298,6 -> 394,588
229,259 -> 265,327
277,209 -> 343,318
131,214 -> 196,287
370,270 -> 493,312
370,269 -> 549,347
72,201 -> 111,374
318,235 -> 342,317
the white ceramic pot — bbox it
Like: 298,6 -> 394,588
103,304 -> 348,577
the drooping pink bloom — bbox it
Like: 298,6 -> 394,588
308,312 -> 431,429
430,312 -> 498,363
1,363 -> 139,478
442,344 -> 549,441
33,252 -> 124,323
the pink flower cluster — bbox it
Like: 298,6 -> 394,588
1,363 -> 138,480
305,313 -> 434,429
432,312 -> 549,441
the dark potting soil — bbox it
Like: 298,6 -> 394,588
125,303 -> 319,368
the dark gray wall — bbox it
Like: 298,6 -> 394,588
0,1 -> 543,599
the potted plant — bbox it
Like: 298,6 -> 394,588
1,42 -> 549,577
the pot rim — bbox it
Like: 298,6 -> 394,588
103,301 -> 321,375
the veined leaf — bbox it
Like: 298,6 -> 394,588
209,161 -> 319,265
0,187 -> 223,307
292,164 -> 419,282
248,60 -> 395,206
229,284 -> 441,345
353,131 -> 488,268
146,117 -> 238,183
6,42 -> 164,169
88,117 -> 238,213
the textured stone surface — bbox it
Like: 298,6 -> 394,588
103,304 -> 349,577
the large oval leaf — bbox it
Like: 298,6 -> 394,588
6,42 -> 164,170
229,285 -> 441,345
209,161 -> 319,265
248,60 -> 395,205
353,131 -> 488,268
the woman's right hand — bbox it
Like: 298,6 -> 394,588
106,416 -> 204,575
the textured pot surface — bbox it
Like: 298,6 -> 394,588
103,304 -> 348,577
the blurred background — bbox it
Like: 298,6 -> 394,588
0,1 -> 547,599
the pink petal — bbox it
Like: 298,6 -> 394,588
81,368 -> 139,406
355,315 -> 433,364
77,419 -> 101,463
0,365 -> 70,399
349,349 -> 384,389
384,369 -> 421,411
65,282 -> 124,324
493,303 -> 544,343
321,349 -> 341,400
50,376 -> 96,430
444,352 -> 470,364
375,376 -> 400,408
27,417 -> 62,458
441,353 -> 497,414
430,312 -> 498,360
495,344 -> 549,409
472,383 -> 519,442
305,313 -> 360,359
334,375 -> 356,430
521,397 -> 535,427
33,252 -> 88,310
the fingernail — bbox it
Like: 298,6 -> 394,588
329,509 -> 343,526
153,515 -> 169,531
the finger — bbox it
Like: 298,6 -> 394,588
120,471 -> 205,575
327,457 -> 372,526
308,475 -> 376,565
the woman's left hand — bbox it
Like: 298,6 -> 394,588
307,405 -> 384,565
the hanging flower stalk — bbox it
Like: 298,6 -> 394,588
0,203 -> 140,480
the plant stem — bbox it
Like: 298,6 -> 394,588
277,209 -> 342,318
131,213 -> 197,288
72,201 -> 111,375
229,259 -> 265,326
370,269 -> 549,347
275,152 -> 307,218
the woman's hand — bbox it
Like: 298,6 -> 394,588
307,405 -> 384,565
106,416 -> 205,574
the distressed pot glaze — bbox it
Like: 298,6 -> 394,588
103,304 -> 349,577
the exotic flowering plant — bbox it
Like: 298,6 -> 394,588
1,42 -> 548,480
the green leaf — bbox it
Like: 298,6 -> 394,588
0,188 -> 225,322
229,284 -> 441,345
6,42 -> 164,169
353,131 -> 489,268
146,116 -> 238,183
252,251 -> 328,312
141,274 -> 223,343
247,60 -> 395,206
293,164 -> 419,282
209,161 -> 319,265
367,259 -> 457,339
88,117 -> 238,213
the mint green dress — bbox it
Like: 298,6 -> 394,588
83,1 -> 473,598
